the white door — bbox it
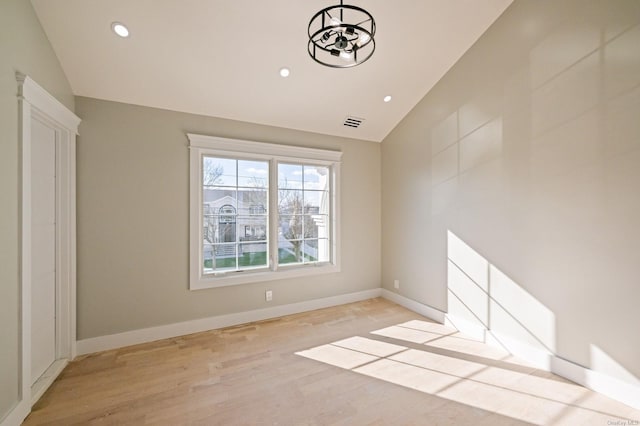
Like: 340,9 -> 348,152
30,117 -> 57,385
10,74 -> 80,424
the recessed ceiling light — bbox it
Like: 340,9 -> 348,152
279,67 -> 290,78
111,22 -> 130,38
383,95 -> 392,103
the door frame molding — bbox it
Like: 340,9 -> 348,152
10,73 -> 80,424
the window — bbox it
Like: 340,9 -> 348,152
278,163 -> 330,265
203,156 -> 268,273
189,134 -> 341,289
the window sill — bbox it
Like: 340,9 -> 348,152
190,263 -> 341,290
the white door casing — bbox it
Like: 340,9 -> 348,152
2,74 -> 81,426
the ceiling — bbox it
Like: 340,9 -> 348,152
31,0 -> 513,143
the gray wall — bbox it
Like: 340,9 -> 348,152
75,97 -> 381,340
0,0 -> 74,419
382,0 -> 640,384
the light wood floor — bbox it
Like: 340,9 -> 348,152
25,298 -> 640,425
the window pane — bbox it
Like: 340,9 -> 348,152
238,160 -> 269,188
203,156 -> 236,187
203,244 -> 215,272
202,216 -> 217,243
308,238 -> 330,262
238,189 -> 267,215
217,220 -> 237,243
277,163 -> 332,266
316,214 -> 330,239
239,217 -> 267,242
303,239 -> 318,262
303,214 -> 329,239
279,243 -> 303,265
203,243 -> 239,272
238,242 -> 267,268
279,215 -> 303,240
213,244 -> 237,270
303,190 -> 329,214
201,157 -> 271,275
204,187 -> 237,211
278,163 -> 303,189
278,189 -> 303,214
303,166 -> 329,190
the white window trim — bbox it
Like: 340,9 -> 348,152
188,134 -> 342,290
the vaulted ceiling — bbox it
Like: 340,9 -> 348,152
32,0 -> 512,142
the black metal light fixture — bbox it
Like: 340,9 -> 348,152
308,0 -> 376,68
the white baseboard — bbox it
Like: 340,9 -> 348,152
381,289 -> 446,323
445,314 -> 554,370
443,313 -> 485,339
0,360 -> 68,426
381,292 -> 640,411
77,288 -> 382,355
552,356 -> 640,410
0,401 -> 28,426
31,359 -> 68,406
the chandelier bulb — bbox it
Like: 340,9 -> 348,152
339,51 -> 353,61
358,32 -> 371,46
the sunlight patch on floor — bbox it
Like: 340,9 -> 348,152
296,320 -> 639,425
296,344 -> 379,370
331,336 -> 407,358
370,325 -> 443,344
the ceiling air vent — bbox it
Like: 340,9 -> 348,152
343,116 -> 365,128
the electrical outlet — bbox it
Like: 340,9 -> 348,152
265,290 -> 273,302
394,279 -> 400,289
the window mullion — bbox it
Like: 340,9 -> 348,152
269,159 -> 279,272
235,160 -> 239,270
199,153 -> 205,277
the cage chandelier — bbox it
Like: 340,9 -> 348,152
307,0 -> 376,68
